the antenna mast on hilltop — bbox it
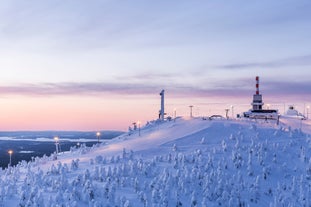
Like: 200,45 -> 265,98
159,90 -> 165,120
251,76 -> 264,110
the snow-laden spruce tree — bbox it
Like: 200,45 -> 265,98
190,191 -> 198,207
249,175 -> 260,203
221,140 -> 227,152
71,159 -> 80,171
247,151 -> 254,176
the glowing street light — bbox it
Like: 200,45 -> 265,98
96,132 -> 101,143
8,150 -> 13,166
54,136 -> 59,154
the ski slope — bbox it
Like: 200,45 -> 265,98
1,116 -> 311,206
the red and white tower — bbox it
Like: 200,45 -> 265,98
256,76 -> 259,95
251,76 -> 264,110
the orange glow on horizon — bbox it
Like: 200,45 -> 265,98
0,94 -> 308,131
0,95 -> 161,131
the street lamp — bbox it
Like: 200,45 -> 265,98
225,109 -> 229,120
230,105 -> 234,119
54,136 -> 59,154
137,121 -> 141,136
174,108 -> 177,121
8,150 -> 13,166
307,106 -> 310,119
189,105 -> 193,117
96,132 -> 101,143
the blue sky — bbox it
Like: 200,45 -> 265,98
0,0 -> 310,129
1,1 -> 311,90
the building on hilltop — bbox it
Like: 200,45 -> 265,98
243,76 -> 279,120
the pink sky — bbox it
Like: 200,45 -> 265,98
0,91 -> 309,131
0,95 -> 158,131
0,1 -> 310,131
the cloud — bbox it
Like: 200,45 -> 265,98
0,0 -> 196,53
263,80 -> 311,96
0,78 -> 309,102
218,55 -> 311,69
0,82 -> 158,96
117,72 -> 178,81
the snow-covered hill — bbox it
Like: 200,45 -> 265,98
1,117 -> 311,206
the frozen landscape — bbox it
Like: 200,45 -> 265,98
0,131 -> 123,168
1,115 -> 311,206
1,1 -> 310,206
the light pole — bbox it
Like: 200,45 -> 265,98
174,108 -> 177,122
8,150 -> 13,167
304,103 -> 306,117
189,105 -> 193,117
307,106 -> 310,119
54,136 -> 59,154
137,121 -> 141,136
96,132 -> 101,143
225,109 -> 229,120
230,105 -> 234,119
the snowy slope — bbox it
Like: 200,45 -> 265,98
1,117 -> 311,206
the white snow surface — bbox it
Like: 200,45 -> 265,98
1,116 -> 311,206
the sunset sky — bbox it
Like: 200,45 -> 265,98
0,0 -> 310,131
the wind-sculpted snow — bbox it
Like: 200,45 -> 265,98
0,118 -> 311,206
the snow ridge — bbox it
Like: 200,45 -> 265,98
1,117 -> 311,206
